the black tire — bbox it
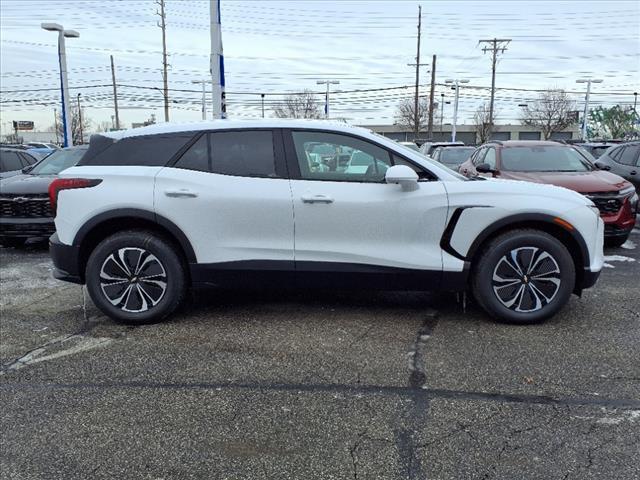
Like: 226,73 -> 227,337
85,230 -> 187,324
471,229 -> 575,325
604,234 -> 629,249
0,237 -> 27,248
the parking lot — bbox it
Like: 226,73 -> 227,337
0,227 -> 638,480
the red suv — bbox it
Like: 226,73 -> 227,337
459,140 -> 638,247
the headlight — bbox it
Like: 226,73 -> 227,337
630,192 -> 639,214
619,185 -> 636,197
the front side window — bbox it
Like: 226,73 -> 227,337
472,148 -> 487,166
483,148 -> 497,169
174,130 -> 276,177
28,148 -> 87,175
292,131 -> 392,182
500,146 -> 593,172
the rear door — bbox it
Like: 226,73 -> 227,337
154,129 -> 294,268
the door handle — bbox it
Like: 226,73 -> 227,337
164,188 -> 198,198
301,194 -> 334,204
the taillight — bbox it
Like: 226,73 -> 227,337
48,178 -> 102,216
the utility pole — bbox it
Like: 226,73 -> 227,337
156,0 -> 170,122
191,80 -> 210,120
54,108 -> 59,145
576,78 -> 603,140
210,0 -> 226,119
317,80 -> 340,119
110,55 -> 120,129
440,93 -> 445,134
407,6 -> 429,141
479,38 -> 511,137
427,54 -> 437,138
445,79 -> 469,143
76,93 -> 83,144
261,93 -> 265,118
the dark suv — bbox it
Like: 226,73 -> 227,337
595,141 -> 639,193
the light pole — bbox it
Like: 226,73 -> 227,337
53,108 -> 59,145
445,78 -> 469,142
317,80 -> 340,119
191,80 -> 211,120
41,23 -> 79,147
77,93 -> 82,144
261,93 -> 265,118
576,78 -> 603,140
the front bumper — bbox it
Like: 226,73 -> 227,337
49,233 -> 83,284
0,217 -> 55,238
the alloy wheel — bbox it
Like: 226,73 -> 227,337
99,247 -> 167,313
491,246 -> 561,313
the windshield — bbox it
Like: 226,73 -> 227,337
28,148 -> 87,175
440,148 -> 475,165
500,146 -> 593,172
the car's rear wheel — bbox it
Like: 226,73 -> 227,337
86,230 -> 186,324
471,229 -> 575,324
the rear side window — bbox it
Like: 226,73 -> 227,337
174,130 -> 276,177
19,152 -> 38,166
80,134 -> 193,166
0,151 -> 23,172
617,145 -> 639,166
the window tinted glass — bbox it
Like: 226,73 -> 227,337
292,131 -> 391,182
501,146 -> 592,172
210,131 -> 275,177
618,145 -> 639,166
174,135 -> 210,172
174,131 -> 276,177
18,153 -> 38,165
610,147 -> 624,160
82,134 -> 193,166
0,151 -> 23,172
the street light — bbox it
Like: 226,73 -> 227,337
192,80 -> 211,120
317,80 -> 340,119
41,23 -> 79,147
444,78 -> 469,142
576,78 -> 603,140
77,93 -> 83,144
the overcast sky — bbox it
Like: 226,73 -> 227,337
1,0 -> 638,133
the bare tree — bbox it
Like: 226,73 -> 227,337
53,106 -> 92,144
394,97 -> 431,139
474,102 -> 496,144
274,90 -> 322,119
521,89 -> 576,140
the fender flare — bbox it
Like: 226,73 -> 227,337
72,208 -> 197,263
440,208 -> 590,267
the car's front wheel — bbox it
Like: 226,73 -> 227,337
85,230 -> 187,324
471,229 -> 575,324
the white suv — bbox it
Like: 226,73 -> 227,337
49,120 -> 604,324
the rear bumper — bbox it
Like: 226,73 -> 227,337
49,233 -> 83,284
0,217 -> 55,238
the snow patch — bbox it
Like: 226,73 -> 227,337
603,255 -> 636,263
621,240 -> 636,250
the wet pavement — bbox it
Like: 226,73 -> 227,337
1,229 -> 638,479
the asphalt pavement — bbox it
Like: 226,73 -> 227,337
1,228 -> 638,479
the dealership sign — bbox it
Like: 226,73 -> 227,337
12,120 -> 34,131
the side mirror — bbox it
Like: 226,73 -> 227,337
475,163 -> 495,174
594,161 -> 611,171
385,165 -> 419,191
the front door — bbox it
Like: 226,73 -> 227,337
284,129 -> 448,287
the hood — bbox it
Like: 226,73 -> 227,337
497,170 -> 629,194
0,173 -> 56,195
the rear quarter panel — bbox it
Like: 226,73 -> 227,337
55,166 -> 162,245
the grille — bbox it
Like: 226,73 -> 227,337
585,194 -> 623,215
0,194 -> 52,218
